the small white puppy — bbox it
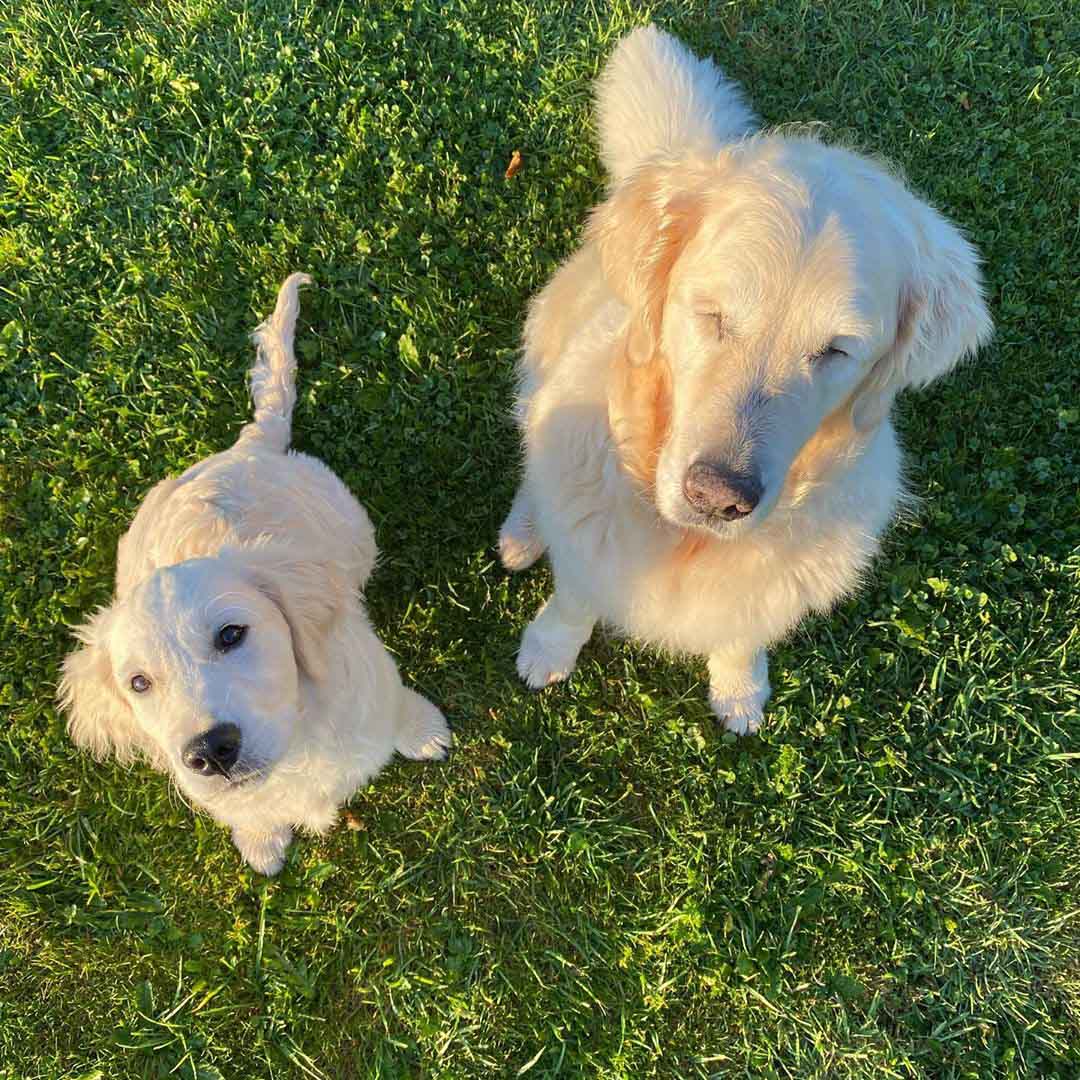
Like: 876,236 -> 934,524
60,274 -> 451,874
501,27 -> 992,733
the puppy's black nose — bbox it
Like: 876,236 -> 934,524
683,461 -> 763,521
182,723 -> 241,777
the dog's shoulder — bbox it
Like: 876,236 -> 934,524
521,244 -> 609,381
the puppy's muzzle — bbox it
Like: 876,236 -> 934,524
183,723 -> 242,777
683,461 -> 762,521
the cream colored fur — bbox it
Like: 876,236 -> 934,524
60,274 -> 450,874
501,27 -> 992,734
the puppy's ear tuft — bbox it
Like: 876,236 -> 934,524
587,160 -> 707,366
239,545 -> 348,682
59,605 -> 142,763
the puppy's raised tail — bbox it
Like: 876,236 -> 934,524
241,272 -> 312,452
595,25 -> 756,185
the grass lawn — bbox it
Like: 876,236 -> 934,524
2,0 -> 1079,1076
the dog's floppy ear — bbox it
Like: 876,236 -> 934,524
588,161 -> 707,489
587,160 -> 707,366
59,604 -> 142,763
853,201 -> 992,432
236,544 -> 347,682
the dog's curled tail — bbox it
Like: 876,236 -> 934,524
243,272 -> 312,452
595,25 -> 757,185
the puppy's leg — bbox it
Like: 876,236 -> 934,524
232,825 -> 293,876
517,588 -> 595,689
395,688 -> 452,761
499,481 -> 546,572
708,647 -> 771,735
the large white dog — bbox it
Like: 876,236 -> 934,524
60,275 -> 451,874
501,27 -> 992,733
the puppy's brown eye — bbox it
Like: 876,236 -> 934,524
216,624 -> 248,652
130,674 -> 151,694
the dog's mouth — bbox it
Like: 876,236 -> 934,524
676,508 -> 758,540
660,492 -> 774,539
655,452 -> 781,539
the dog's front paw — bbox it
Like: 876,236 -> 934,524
708,649 -> 770,736
498,523 -> 546,572
708,686 -> 769,736
516,622 -> 578,689
232,825 -> 293,876
396,689 -> 453,762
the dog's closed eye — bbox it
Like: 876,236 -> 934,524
696,310 -> 726,338
808,344 -> 848,364
216,624 -> 248,652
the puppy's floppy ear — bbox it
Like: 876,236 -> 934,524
236,544 -> 348,682
853,200 -> 992,432
59,604 -> 142,763
587,159 -> 707,366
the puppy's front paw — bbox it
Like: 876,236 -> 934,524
396,689 -> 453,762
498,523 -> 545,572
709,686 -> 769,736
232,825 -> 293,876
516,621 -> 579,689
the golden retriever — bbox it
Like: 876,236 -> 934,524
60,275 -> 451,874
500,26 -> 992,733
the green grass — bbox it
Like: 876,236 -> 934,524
2,0 -> 1078,1076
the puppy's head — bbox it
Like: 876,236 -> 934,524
591,135 -> 992,538
59,545 -> 344,800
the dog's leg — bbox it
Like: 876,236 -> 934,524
517,588 -> 596,688
707,647 -> 771,735
395,688 -> 452,761
499,481 -> 546,572
232,824 -> 293,876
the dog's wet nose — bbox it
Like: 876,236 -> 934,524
683,462 -> 762,520
182,723 -> 242,777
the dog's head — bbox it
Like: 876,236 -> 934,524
59,544 -> 345,800
591,135 -> 992,538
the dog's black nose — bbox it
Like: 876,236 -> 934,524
683,462 -> 763,520
182,723 -> 242,777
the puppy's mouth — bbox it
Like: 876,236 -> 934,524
224,761 -> 269,789
180,756 -> 270,791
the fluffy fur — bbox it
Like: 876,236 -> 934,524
501,26 -> 992,733
59,274 -> 451,874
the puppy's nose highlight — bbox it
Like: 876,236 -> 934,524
183,723 -> 242,776
683,462 -> 762,520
